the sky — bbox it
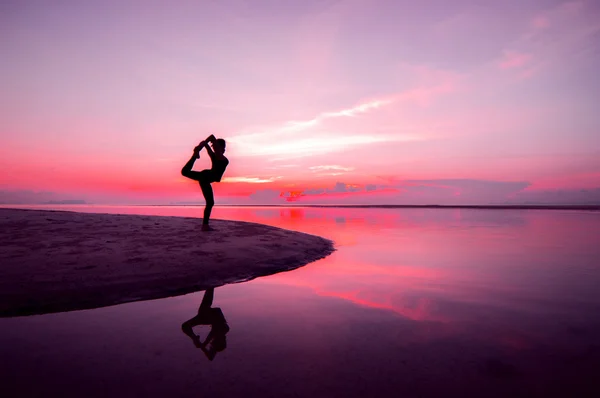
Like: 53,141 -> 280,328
1,0 -> 599,205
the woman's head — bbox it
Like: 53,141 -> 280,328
214,138 -> 226,154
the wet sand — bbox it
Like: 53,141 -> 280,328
0,208 -> 334,317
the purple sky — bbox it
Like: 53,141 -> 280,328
1,0 -> 599,204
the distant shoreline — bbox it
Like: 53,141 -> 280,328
215,204 -> 600,211
156,204 -> 600,211
2,204 -> 600,211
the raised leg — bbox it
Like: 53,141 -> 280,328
181,155 -> 204,181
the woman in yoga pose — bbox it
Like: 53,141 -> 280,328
181,134 -> 229,231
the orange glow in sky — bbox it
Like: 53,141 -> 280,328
2,1 -> 599,204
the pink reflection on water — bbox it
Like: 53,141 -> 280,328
232,207 -> 600,330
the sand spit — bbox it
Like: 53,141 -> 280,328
0,209 -> 334,317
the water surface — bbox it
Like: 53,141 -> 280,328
2,205 -> 600,397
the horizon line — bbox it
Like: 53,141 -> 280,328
2,204 -> 600,211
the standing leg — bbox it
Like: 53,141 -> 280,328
199,288 -> 215,311
199,177 -> 215,227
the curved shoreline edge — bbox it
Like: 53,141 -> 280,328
0,208 -> 335,317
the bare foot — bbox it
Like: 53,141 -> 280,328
201,224 -> 214,231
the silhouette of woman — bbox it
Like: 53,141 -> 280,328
181,135 -> 229,231
181,288 -> 230,361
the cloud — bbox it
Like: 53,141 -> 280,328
229,132 -> 421,159
248,189 -> 283,203
283,98 -> 393,131
280,191 -> 304,201
322,99 -> 394,118
512,187 -> 600,205
222,176 -> 281,183
309,165 -> 355,175
402,179 -> 530,191
329,182 -> 361,193
232,97 -> 395,141
505,0 -> 600,78
532,16 -> 549,29
0,190 -> 87,204
531,0 -> 585,30
397,179 -> 531,202
303,188 -> 326,195
394,64 -> 463,107
499,51 -> 532,69
309,165 -> 354,171
274,181 -> 367,202
223,63 -> 462,163
225,91 -> 438,160
275,179 -> 536,205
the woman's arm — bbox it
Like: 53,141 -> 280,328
200,331 -> 218,360
205,134 -> 217,144
205,134 -> 225,156
202,140 -> 215,158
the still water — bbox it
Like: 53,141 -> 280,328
2,205 -> 600,397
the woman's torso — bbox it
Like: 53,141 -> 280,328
210,155 -> 229,182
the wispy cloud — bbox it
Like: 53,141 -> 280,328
266,164 -> 300,169
226,95 -> 425,159
309,165 -> 355,172
230,133 -> 421,158
309,165 -> 356,176
530,1 -> 584,31
507,0 -> 600,78
322,99 -> 393,118
236,97 -> 395,138
532,15 -> 549,30
222,176 -> 281,184
499,51 -> 532,69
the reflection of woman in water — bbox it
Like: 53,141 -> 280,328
181,134 -> 229,231
181,288 -> 230,361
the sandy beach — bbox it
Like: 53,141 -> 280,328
0,208 -> 334,317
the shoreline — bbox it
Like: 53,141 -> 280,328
3,204 -> 599,211
0,208 -> 334,317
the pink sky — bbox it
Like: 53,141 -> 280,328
1,0 -> 599,205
